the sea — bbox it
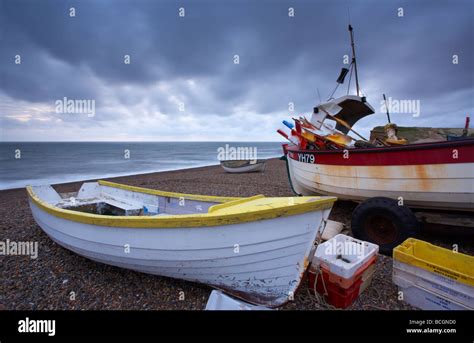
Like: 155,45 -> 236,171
0,142 -> 284,190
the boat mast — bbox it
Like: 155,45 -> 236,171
348,24 -> 360,96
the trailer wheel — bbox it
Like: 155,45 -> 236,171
351,197 -> 419,255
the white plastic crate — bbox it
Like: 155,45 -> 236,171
205,290 -> 272,310
393,274 -> 470,310
313,234 -> 379,279
393,260 -> 473,309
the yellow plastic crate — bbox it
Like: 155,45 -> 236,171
393,238 -> 474,287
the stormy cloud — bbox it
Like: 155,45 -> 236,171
0,0 -> 472,141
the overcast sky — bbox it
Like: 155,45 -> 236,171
0,0 -> 472,141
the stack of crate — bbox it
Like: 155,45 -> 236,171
308,234 -> 379,308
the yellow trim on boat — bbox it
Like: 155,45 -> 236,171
26,185 -> 337,229
98,180 -> 241,203
208,195 -> 265,213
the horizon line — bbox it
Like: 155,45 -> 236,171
0,140 -> 286,143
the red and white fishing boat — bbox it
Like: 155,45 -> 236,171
284,139 -> 474,212
279,25 -> 474,253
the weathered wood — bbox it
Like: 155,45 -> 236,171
415,212 -> 474,228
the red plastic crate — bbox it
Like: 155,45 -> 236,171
308,268 -> 363,308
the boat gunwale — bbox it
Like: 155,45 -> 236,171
208,195 -> 265,212
26,184 -> 336,228
285,138 -> 474,155
98,180 -> 240,203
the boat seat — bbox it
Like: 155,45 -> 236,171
30,185 -> 62,205
76,182 -> 101,200
57,196 -> 143,216
101,198 -> 143,216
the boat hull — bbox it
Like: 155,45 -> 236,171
285,140 -> 474,211
221,160 -> 266,173
29,200 -> 331,307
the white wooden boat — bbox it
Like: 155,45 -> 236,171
27,180 -> 336,307
220,160 -> 266,173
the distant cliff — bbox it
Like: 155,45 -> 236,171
370,126 -> 474,144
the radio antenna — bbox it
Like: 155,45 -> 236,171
348,24 -> 360,97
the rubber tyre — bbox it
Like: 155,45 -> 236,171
351,197 -> 419,255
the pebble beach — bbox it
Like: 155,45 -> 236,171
1,158 -> 472,311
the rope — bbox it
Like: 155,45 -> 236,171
327,83 -> 340,101
310,261 -> 338,310
304,220 -> 338,310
